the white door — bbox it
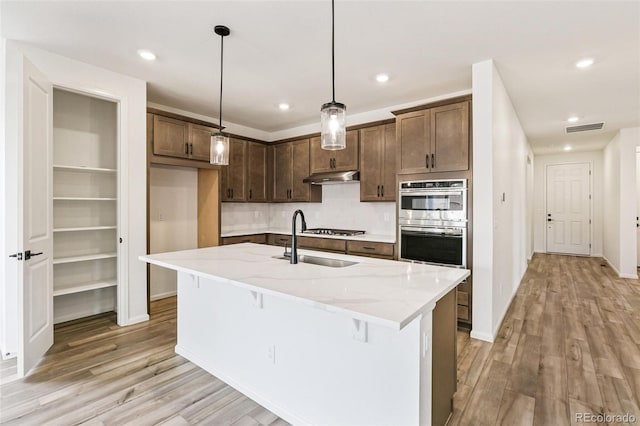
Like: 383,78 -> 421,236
636,152 -> 640,267
13,58 -> 54,376
546,163 -> 591,255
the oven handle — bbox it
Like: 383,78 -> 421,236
399,190 -> 466,197
401,227 -> 464,236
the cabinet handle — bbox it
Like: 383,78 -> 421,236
249,189 -> 252,200
377,185 -> 380,197
231,189 -> 234,198
185,143 -> 189,155
381,185 -> 384,197
190,143 -> 193,155
362,246 -> 375,251
426,154 -> 429,168
431,154 -> 435,168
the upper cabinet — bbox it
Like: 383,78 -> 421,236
310,130 -> 359,173
246,141 -> 268,202
396,100 -> 469,174
359,123 -> 396,201
221,138 -> 247,202
152,115 -> 217,162
272,139 -> 321,203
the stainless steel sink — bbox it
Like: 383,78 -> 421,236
272,254 -> 358,268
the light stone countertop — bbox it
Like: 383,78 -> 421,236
221,227 -> 396,244
140,243 -> 469,330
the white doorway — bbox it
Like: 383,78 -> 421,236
636,151 -> 640,267
546,163 -> 591,255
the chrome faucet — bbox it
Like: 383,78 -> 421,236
290,209 -> 307,264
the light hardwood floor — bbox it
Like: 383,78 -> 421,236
1,254 -> 639,425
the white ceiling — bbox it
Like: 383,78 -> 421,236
2,1 -> 639,153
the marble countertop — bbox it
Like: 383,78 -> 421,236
140,244 -> 469,330
221,228 -> 396,244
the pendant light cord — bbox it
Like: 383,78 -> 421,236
219,32 -> 224,131
331,0 -> 335,103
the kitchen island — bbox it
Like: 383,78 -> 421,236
140,243 -> 470,426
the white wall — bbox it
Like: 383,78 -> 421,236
2,41 -> 148,339
471,60 -> 533,343
221,184 -> 396,237
603,127 -> 639,278
0,38 -> 7,357
149,165 -> 198,300
533,151 -> 604,256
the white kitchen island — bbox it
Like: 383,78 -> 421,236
140,243 -> 470,426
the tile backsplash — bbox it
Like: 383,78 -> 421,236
221,183 -> 396,236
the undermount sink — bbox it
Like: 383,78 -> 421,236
272,254 -> 358,268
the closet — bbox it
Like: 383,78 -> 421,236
52,89 -> 119,323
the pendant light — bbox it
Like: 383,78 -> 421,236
210,25 -> 231,165
320,0 -> 346,150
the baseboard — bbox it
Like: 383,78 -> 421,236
621,272 -> 639,279
470,330 -> 494,342
175,345 -> 310,426
126,314 -> 150,326
150,290 -> 177,301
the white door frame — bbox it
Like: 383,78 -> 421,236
544,161 -> 593,255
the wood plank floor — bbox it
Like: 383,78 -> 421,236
1,254 -> 639,425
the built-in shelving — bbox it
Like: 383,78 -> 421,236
52,88 -> 119,324
53,226 -> 117,232
53,252 -> 117,265
53,197 -> 117,201
53,279 -> 117,297
53,165 -> 117,174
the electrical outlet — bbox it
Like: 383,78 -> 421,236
267,344 -> 275,364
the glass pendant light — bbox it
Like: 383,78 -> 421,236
210,25 -> 230,165
320,0 -> 346,150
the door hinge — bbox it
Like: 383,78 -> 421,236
9,252 -> 23,261
589,194 -> 591,200
589,243 -> 592,248
589,170 -> 592,175
589,219 -> 591,224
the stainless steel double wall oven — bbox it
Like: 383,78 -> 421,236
398,179 -> 468,268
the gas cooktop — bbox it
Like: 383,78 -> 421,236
302,228 -> 366,236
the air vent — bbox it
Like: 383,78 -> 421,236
566,122 -> 605,133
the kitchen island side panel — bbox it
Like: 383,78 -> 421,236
176,272 -> 431,426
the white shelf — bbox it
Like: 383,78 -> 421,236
53,279 -> 117,297
53,165 -> 116,174
53,197 -> 117,201
53,252 -> 117,265
54,225 -> 117,233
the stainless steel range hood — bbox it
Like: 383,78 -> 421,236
302,170 -> 360,185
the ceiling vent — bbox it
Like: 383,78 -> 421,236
565,122 -> 605,133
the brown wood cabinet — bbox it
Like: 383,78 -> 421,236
396,100 -> 469,174
246,142 -> 268,202
297,236 -> 346,253
267,234 -> 291,247
221,138 -> 247,202
152,115 -> 217,162
221,234 -> 267,245
271,139 -> 321,202
359,123 -> 396,201
346,240 -> 394,259
309,130 -> 359,173
456,279 -> 472,326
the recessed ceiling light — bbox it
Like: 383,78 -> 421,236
567,116 -> 579,123
375,73 -> 389,83
278,103 -> 290,111
563,145 -> 573,151
137,49 -> 156,61
575,58 -> 594,69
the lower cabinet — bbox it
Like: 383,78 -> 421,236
297,236 -> 346,253
267,234 -> 291,247
221,234 -> 267,245
456,279 -> 472,327
346,241 -> 394,259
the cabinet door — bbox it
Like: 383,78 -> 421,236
310,131 -> 359,173
189,123 -> 215,162
272,143 -> 292,202
247,142 -> 268,202
309,136 -> 333,173
381,123 -> 397,201
221,139 -> 246,202
430,101 -> 469,173
359,126 -> 383,201
153,115 -> 188,158
396,110 -> 430,173
290,139 -> 310,201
